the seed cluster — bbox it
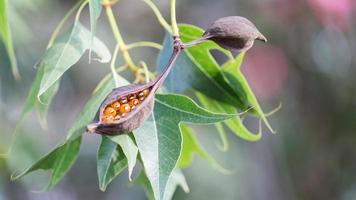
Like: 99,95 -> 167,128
101,88 -> 150,123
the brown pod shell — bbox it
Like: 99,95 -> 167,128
203,16 -> 267,53
87,82 -> 155,135
86,39 -> 183,136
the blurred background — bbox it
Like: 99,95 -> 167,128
1,0 -> 356,199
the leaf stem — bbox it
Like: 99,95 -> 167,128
170,0 -> 179,36
126,41 -> 162,50
75,0 -> 89,21
141,0 -> 171,33
139,61 -> 150,83
111,44 -> 121,87
103,0 -> 137,72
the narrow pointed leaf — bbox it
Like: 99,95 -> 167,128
109,135 -> 138,181
89,0 -> 102,58
97,136 -> 127,191
11,137 -> 81,190
13,74 -> 129,190
38,22 -> 111,98
0,0 -> 20,80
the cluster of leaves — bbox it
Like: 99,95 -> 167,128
2,0 -> 274,199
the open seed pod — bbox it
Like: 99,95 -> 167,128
86,39 -> 183,135
184,16 -> 267,53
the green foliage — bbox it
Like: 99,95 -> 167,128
177,124 -> 228,173
97,137 -> 127,191
7,1 -> 276,200
157,25 -> 247,109
134,94 -> 232,200
0,0 -> 20,80
158,24 -> 272,147
11,137 -> 81,190
37,22 -> 111,98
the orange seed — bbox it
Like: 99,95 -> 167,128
119,103 -> 131,113
111,102 -> 121,110
129,99 -> 139,106
104,107 -> 116,116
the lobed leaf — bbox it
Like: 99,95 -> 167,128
134,94 -> 233,200
157,24 -> 248,110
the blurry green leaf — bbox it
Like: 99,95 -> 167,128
0,0 -> 20,80
196,92 -> 262,142
164,169 -> 189,200
89,0 -> 102,56
157,24 -> 248,110
15,62 -> 60,131
13,73 -> 128,190
38,22 -> 111,98
109,134 -> 138,181
214,122 -> 229,152
177,124 -> 228,173
35,77 -> 60,128
221,53 -> 275,133
134,94 -> 232,200
97,136 -> 127,191
132,163 -> 189,200
11,137 -> 81,190
131,170 -> 155,200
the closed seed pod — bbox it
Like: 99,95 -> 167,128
183,16 -> 267,53
86,38 -> 183,135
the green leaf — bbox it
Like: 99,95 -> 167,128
89,0 -> 102,47
221,53 -> 275,133
157,24 -> 248,110
109,135 -> 138,181
196,92 -> 262,142
97,137 -> 127,191
214,122 -> 229,152
38,22 -> 111,98
157,24 -> 275,133
177,124 -> 228,173
11,137 -> 82,190
164,169 -> 189,200
134,94 -> 232,200
14,62 -> 60,132
131,170 -> 155,200
131,169 -> 188,200
0,0 -> 20,80
13,73 -> 128,190
35,77 -> 60,128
